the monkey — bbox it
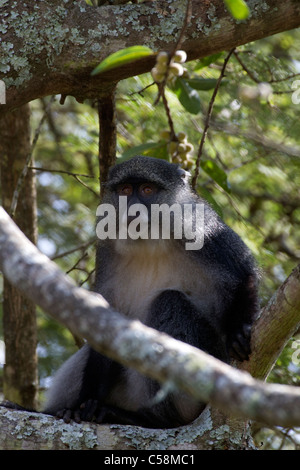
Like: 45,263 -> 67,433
43,155 -> 259,428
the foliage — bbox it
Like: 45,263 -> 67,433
223,0 -> 250,20
92,45 -> 154,75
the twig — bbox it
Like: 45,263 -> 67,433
269,72 -> 300,83
192,49 -> 235,190
79,268 -> 96,287
161,86 -> 177,140
233,50 -> 259,83
153,0 -> 192,141
154,0 -> 192,107
66,251 -> 88,275
234,50 -> 300,87
72,174 -> 99,197
51,238 -> 97,260
170,0 -> 192,57
30,165 -> 99,197
29,166 -> 96,179
129,82 -> 156,97
210,120 -> 300,159
9,96 -> 56,218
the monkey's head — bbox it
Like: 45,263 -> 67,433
98,156 -> 198,250
103,155 -> 191,205
106,156 -> 190,190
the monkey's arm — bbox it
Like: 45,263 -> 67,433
185,211 -> 259,362
43,290 -> 220,428
43,344 -> 122,422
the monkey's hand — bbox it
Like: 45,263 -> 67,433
55,402 -> 153,427
55,399 -> 103,423
229,323 -> 252,362
56,407 -> 82,423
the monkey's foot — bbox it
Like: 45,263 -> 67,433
56,400 -> 105,424
229,323 -> 252,361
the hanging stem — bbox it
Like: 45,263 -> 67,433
97,87 -> 117,197
192,48 -> 235,190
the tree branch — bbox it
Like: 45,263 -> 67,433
1,207 -> 300,428
9,96 -> 56,218
191,48 -> 234,189
210,121 -> 300,159
1,0 -> 300,113
240,263 -> 300,380
0,405 -> 244,450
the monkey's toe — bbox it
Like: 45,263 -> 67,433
229,324 -> 252,361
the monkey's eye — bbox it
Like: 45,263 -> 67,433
139,183 -> 157,197
117,184 -> 133,196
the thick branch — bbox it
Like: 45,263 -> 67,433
0,406 -> 246,450
1,207 -> 300,428
240,264 -> 300,380
1,0 -> 300,113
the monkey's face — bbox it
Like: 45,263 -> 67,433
116,179 -> 160,210
113,178 -> 162,240
97,156 -> 197,248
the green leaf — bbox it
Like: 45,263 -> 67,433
223,0 -> 250,20
91,46 -> 153,76
185,78 -> 219,91
120,142 -> 168,161
198,187 -> 223,218
170,78 -> 201,115
200,159 -> 231,192
194,53 -> 223,70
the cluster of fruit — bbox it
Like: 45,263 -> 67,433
151,50 -> 188,84
160,130 -> 194,169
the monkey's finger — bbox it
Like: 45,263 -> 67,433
80,399 -> 99,421
74,409 -> 81,423
95,407 -> 107,424
56,408 -> 72,423
231,332 -> 251,361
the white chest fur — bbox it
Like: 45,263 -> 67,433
100,239 -> 213,322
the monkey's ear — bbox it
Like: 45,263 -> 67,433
177,167 -> 191,182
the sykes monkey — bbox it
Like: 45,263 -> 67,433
44,156 -> 259,428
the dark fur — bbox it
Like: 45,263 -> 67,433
44,156 -> 259,428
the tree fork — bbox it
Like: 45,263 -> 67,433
240,263 -> 300,380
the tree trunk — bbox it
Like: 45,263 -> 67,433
0,104 -> 38,409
